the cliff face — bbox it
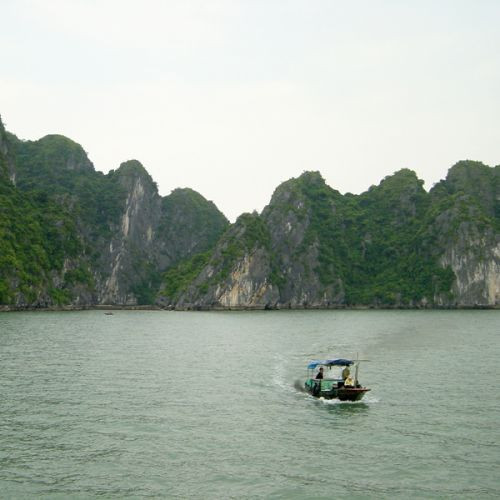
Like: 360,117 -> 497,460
438,222 -> 499,306
1,115 -> 498,309
0,118 -> 16,183
262,173 -> 344,308
0,120 -> 228,308
96,161 -> 162,305
157,188 -> 229,269
1,123 -> 84,307
429,162 -> 500,306
166,164 -> 499,309
160,213 -> 279,308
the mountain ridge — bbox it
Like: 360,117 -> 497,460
162,165 -> 498,309
0,117 -> 229,308
0,116 -> 498,310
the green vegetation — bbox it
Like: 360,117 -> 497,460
293,169 -> 460,305
288,167 -> 497,305
156,188 -> 229,302
211,212 -> 270,282
9,134 -> 127,240
158,162 -> 497,307
130,263 -> 163,305
1,119 -> 232,307
159,212 -> 272,302
432,160 -> 500,232
294,171 -> 350,283
0,172 -> 84,304
1,113 -> 496,308
160,251 -> 211,301
159,188 -> 229,260
0,127 -> 123,305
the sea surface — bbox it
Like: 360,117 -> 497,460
0,310 -> 498,498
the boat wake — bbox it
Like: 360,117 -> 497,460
293,379 -> 307,393
271,354 -> 297,394
318,395 -> 380,405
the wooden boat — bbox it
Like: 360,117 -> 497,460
304,358 -> 370,401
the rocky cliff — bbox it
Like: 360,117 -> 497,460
164,165 -> 499,309
1,115 -> 498,309
0,118 -> 228,308
0,120 -> 16,183
429,162 -> 499,306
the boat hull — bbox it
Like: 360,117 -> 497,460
336,387 -> 370,401
304,379 -> 370,401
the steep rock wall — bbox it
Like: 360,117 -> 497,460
1,116 -> 498,309
438,224 -> 499,306
430,162 -> 500,306
165,166 -> 499,309
97,161 -> 161,304
1,123 -> 229,308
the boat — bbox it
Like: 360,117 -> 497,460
304,358 -> 370,401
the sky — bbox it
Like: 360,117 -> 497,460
1,0 -> 499,221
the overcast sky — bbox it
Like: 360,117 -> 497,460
1,1 -> 499,221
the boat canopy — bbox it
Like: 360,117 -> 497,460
307,358 -> 354,370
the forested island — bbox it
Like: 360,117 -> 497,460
0,116 -> 498,310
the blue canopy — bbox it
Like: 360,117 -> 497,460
307,359 -> 354,370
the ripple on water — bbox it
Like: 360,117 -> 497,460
0,310 -> 499,498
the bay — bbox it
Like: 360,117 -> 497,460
0,310 -> 499,498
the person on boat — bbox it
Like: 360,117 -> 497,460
315,367 -> 324,379
344,375 -> 355,387
342,366 -> 350,380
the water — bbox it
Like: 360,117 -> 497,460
0,310 -> 498,498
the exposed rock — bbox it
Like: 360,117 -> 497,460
166,166 -> 499,309
432,203 -> 499,306
0,120 -> 228,308
97,160 -> 162,304
0,115 -> 497,309
0,116 -> 16,183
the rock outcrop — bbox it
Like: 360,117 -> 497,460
96,160 -> 162,304
0,115 -> 498,310
166,165 -> 499,309
0,116 -> 16,183
430,162 -> 500,306
0,118 -> 228,308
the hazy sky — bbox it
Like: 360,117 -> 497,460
1,1 -> 499,221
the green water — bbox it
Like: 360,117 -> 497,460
0,310 -> 498,498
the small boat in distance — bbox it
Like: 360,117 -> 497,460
304,358 -> 370,401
